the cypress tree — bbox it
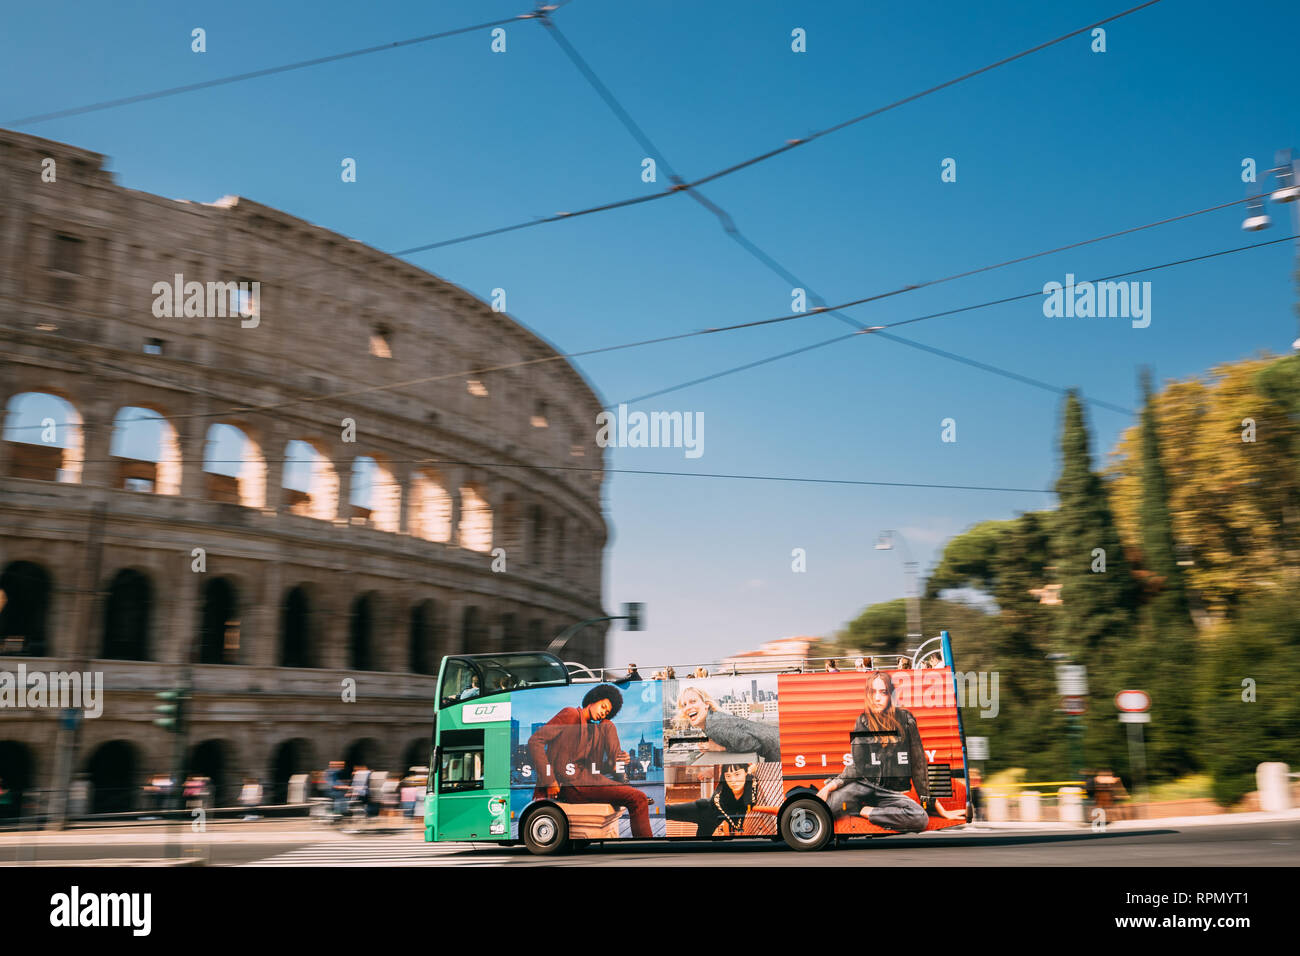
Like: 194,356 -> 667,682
1138,367 -> 1189,620
1134,368 -> 1198,778
1054,391 -> 1140,774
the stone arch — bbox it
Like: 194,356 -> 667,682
101,567 -> 152,660
409,468 -> 452,542
82,740 -> 141,813
0,741 -> 37,821
408,598 -> 439,675
457,483 -> 492,552
350,454 -> 399,531
110,405 -> 181,495
282,439 -> 338,520
527,503 -> 547,567
498,493 -> 524,562
2,391 -> 84,483
197,576 -> 240,665
400,738 -> 430,774
461,604 -> 487,654
0,560 -> 53,656
268,738 -> 317,804
348,592 -> 377,671
186,738 -> 236,807
279,584 -> 314,668
202,422 -> 266,508
343,737 -> 384,776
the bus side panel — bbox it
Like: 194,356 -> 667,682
778,669 -> 968,835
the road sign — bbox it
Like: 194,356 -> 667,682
1056,665 -> 1088,697
1115,689 -> 1151,712
1119,711 -> 1151,723
1061,695 -> 1088,715
967,736 -> 989,761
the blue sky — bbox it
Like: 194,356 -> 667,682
3,0 -> 1298,666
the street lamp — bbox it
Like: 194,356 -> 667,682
1239,148 -> 1300,349
875,530 -> 922,641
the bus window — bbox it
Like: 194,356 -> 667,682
439,730 -> 485,794
440,659 -> 480,708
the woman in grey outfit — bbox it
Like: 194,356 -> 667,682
675,686 -> 781,762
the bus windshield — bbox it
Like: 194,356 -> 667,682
438,653 -> 568,707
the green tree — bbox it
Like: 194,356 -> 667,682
1129,368 -> 1198,779
1201,590 -> 1300,806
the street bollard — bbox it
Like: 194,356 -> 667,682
987,795 -> 1008,822
1257,762 -> 1291,812
1059,787 -> 1085,824
1019,791 -> 1041,822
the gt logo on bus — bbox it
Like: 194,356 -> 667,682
462,701 -> 511,723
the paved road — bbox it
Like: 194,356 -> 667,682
5,819 -> 1296,866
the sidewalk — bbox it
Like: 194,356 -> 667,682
966,806 -> 1300,832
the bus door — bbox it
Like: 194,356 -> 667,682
431,706 -> 512,842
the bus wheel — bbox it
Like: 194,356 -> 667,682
780,798 -> 833,852
523,806 -> 569,856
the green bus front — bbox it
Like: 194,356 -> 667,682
425,651 -> 571,844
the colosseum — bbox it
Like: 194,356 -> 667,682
0,127 -> 609,817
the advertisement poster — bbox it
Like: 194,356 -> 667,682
778,668 -> 968,834
662,674 -> 784,837
509,681 -> 666,839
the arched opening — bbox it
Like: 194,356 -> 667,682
2,392 -> 84,483
186,739 -> 232,807
528,504 -> 546,567
0,561 -> 53,656
279,585 -> 313,668
101,568 -> 151,660
202,423 -> 266,508
110,406 -> 180,494
461,605 -> 486,654
268,738 -> 317,804
400,738 -> 430,775
343,738 -> 382,777
83,740 -> 139,813
409,468 -> 452,542
197,577 -> 240,665
499,612 -> 520,653
349,593 -> 375,671
349,455 -> 399,531
527,618 -> 545,651
457,485 -> 492,552
409,599 -> 437,675
0,741 -> 36,821
282,439 -> 338,520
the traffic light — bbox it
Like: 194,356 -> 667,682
623,602 -> 645,631
153,688 -> 184,732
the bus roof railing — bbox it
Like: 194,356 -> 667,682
563,646 -> 948,682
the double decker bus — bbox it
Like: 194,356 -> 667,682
425,631 -> 971,854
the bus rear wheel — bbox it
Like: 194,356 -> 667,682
780,798 -> 833,852
523,806 -> 569,856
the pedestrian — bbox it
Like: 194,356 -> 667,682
239,777 -> 263,820
625,663 -> 642,681
969,767 -> 983,822
826,659 -> 840,673
665,667 -> 676,679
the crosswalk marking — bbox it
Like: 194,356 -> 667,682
245,835 -> 520,867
